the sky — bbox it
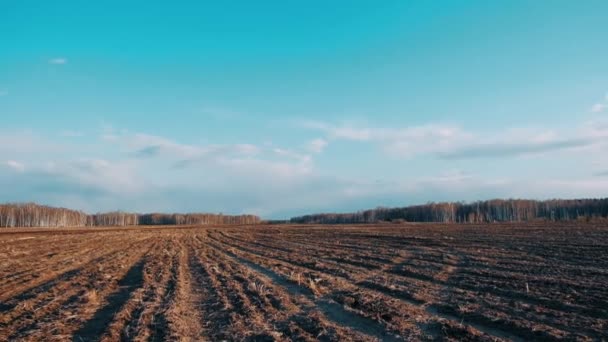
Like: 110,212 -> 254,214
1,1 -> 608,218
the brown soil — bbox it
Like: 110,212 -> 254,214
0,222 -> 606,341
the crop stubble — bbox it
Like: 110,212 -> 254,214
0,222 -> 606,341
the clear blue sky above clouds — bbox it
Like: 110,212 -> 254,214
1,1 -> 608,218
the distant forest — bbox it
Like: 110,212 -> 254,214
289,198 -> 608,224
2,199 -> 608,228
0,203 -> 260,228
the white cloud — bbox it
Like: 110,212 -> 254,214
304,121 -> 472,158
304,117 -> 608,160
273,148 -> 310,161
437,119 -> 608,159
438,137 -> 593,160
307,138 -> 328,153
3,109 -> 608,218
0,90 -> 7,97
217,156 -> 313,181
591,103 -> 606,113
49,58 -> 68,65
38,158 -> 143,195
6,160 -> 25,172
0,131 -> 66,155
111,133 -> 262,164
0,129 -> 323,215
425,169 -> 473,183
233,144 -> 261,156
331,127 -> 372,141
580,118 -> 608,138
302,121 -> 372,141
380,125 -> 473,157
589,92 -> 608,113
96,131 -> 316,188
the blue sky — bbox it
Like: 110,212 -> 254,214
1,1 -> 608,218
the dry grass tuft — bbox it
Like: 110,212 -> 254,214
83,289 -> 99,305
247,281 -> 268,296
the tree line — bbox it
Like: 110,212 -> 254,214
289,198 -> 608,224
4,198 -> 607,228
0,203 -> 261,228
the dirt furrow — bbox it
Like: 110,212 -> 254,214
187,244 -> 231,340
2,239 -> 155,341
162,238 -> 204,341
0,238 -> 154,328
1,223 -> 606,340
0,235 -> 153,304
208,240 -> 406,341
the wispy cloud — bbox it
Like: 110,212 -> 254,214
303,121 -> 372,141
100,131 -> 313,180
307,138 -> 328,153
438,137 -> 592,160
272,148 -> 310,161
580,118 -> 608,138
2,107 -> 608,217
303,120 -> 472,158
49,57 -> 68,65
304,115 -> 608,160
0,131 -> 66,155
425,169 -> 473,183
0,129 -> 323,215
0,90 -> 7,97
133,145 -> 162,158
591,103 -> 606,113
6,160 -> 25,172
40,158 -> 142,194
169,143 -> 261,169
590,92 -> 608,113
109,133 -> 208,159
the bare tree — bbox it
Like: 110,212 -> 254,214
0,203 -> 261,228
290,198 -> 608,224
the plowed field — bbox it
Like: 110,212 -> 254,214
1,222 -> 606,341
